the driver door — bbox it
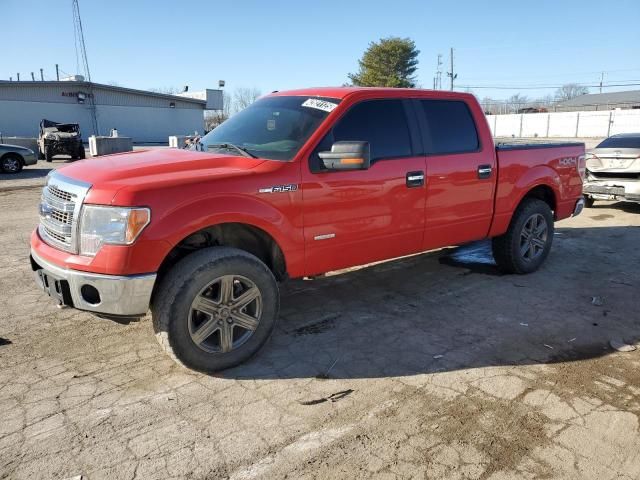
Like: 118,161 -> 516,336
301,99 -> 427,276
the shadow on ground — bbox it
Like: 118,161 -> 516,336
221,225 -> 640,380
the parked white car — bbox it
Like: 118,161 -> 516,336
583,133 -> 640,207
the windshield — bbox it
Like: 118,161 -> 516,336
596,136 -> 640,149
197,96 -> 340,161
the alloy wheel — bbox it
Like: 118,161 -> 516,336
188,275 -> 262,353
519,213 -> 548,261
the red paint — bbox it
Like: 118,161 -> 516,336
31,88 -> 584,278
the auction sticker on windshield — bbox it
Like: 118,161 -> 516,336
302,98 -> 338,113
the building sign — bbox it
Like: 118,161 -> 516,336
61,92 -> 94,98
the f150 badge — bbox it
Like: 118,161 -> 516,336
258,184 -> 299,194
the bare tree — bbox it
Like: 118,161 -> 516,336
233,87 -> 262,112
148,86 -> 183,95
555,83 -> 589,102
507,93 -> 530,113
480,96 -> 500,114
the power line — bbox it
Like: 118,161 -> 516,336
458,82 -> 640,90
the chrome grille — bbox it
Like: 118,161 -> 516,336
38,173 -> 91,253
47,184 -> 74,202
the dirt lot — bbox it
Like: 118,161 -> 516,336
1,161 -> 640,479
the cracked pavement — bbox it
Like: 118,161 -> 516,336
1,163 -> 640,479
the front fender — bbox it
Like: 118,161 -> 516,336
142,193 -> 305,277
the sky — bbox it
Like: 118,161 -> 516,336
3,0 -> 640,102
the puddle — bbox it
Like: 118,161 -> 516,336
591,214 -> 614,221
439,240 -> 501,276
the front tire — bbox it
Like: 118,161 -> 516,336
492,198 -> 554,274
44,146 -> 53,162
152,247 -> 279,372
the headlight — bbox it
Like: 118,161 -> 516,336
79,205 -> 150,256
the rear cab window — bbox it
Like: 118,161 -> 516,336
418,99 -> 479,155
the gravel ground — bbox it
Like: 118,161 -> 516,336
1,159 -> 640,479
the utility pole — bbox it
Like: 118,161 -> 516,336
40,68 -> 44,81
55,64 -> 60,81
599,72 -> 604,93
436,53 -> 443,90
447,47 -> 457,91
31,72 -> 35,81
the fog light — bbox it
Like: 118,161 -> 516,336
80,284 -> 101,305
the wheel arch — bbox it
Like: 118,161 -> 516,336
152,222 -> 288,304
1,151 -> 24,165
489,165 -> 561,238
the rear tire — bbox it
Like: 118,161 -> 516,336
492,198 -> 554,274
584,196 -> 595,208
78,146 -> 86,159
152,247 -> 279,372
44,146 -> 53,162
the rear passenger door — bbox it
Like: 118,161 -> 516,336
415,99 -> 497,249
301,99 -> 427,276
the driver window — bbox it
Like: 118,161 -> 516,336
310,99 -> 412,172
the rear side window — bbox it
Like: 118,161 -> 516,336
330,100 -> 413,161
420,100 -> 479,154
596,136 -> 640,149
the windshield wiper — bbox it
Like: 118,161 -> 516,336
207,143 -> 257,158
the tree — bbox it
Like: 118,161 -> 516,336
555,83 -> 589,102
348,37 -> 420,88
233,87 -> 262,112
148,86 -> 183,95
507,93 -> 529,113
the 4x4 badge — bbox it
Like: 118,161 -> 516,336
258,184 -> 299,194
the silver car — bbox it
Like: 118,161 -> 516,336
583,133 -> 640,207
0,144 -> 38,174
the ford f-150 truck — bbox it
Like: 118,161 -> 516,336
30,88 -> 586,372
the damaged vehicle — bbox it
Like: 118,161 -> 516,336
584,133 -> 640,207
38,119 -> 86,162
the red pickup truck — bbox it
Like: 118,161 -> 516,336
31,87 -> 585,372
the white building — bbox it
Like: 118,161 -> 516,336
0,80 -> 222,143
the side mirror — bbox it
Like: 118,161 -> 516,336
318,141 -> 370,171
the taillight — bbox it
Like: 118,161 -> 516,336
577,154 -> 586,181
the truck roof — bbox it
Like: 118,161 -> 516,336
269,87 -> 476,102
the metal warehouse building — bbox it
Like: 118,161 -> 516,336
0,80 -> 222,143
554,90 -> 640,112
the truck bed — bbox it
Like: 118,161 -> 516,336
496,141 -> 584,151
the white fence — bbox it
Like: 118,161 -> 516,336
488,109 -> 640,138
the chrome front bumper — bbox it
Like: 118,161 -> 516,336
30,250 -> 156,316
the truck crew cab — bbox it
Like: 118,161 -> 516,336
30,88 -> 586,372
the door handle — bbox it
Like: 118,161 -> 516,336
477,165 -> 493,179
406,171 -> 425,188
